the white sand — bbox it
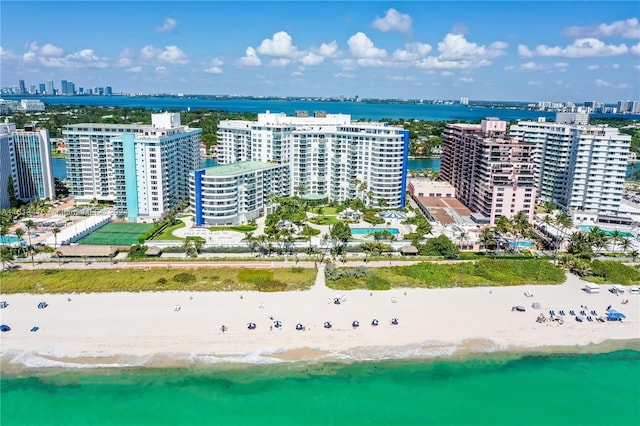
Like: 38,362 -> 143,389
1,269 -> 638,367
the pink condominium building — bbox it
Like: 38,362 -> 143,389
440,118 -> 537,225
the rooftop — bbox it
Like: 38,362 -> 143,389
201,161 -> 282,176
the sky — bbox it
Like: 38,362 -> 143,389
1,1 -> 639,103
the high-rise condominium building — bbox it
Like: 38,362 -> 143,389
440,119 -> 537,224
509,113 -> 631,216
216,111 -> 409,209
0,122 -> 55,208
63,113 -> 202,222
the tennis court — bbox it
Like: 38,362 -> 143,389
77,222 -> 154,246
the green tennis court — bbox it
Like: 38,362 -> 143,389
77,222 -> 154,246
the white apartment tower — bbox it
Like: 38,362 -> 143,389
0,121 -> 54,208
509,113 -> 631,216
216,111 -> 409,209
63,113 -> 202,222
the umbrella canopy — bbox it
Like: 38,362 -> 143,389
379,210 -> 407,220
0,325 -> 10,332
606,310 -> 626,320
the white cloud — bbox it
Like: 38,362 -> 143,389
300,52 -> 324,66
155,66 -> 167,73
334,72 -> 354,79
40,43 -> 64,56
415,56 -> 491,70
236,47 -> 261,67
393,42 -> 432,61
631,43 -> 640,55
205,58 -> 224,73
528,81 -> 543,86
595,78 -> 628,89
440,71 -> 454,76
1,46 -> 17,60
127,66 -> 142,73
565,18 -> 640,39
505,61 -> 569,72
315,41 -> 339,57
372,8 -> 412,32
348,32 -> 386,59
156,17 -> 177,32
522,38 -> 628,58
269,58 -> 290,67
139,45 -> 188,64
291,71 -> 303,77
459,77 -> 474,83
438,33 -> 507,60
587,64 -> 600,70
518,44 -> 535,58
611,63 -> 620,69
257,31 -> 300,58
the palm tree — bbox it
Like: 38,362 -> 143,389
0,247 -> 14,271
55,250 -> 63,266
52,227 -> 60,248
14,228 -> 25,256
457,231 -> 469,250
620,238 -> 631,254
609,230 -> 622,253
25,219 -> 35,248
244,231 -> 256,254
554,211 -> 573,251
479,227 -> 497,252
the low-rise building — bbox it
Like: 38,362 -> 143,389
190,161 -> 290,226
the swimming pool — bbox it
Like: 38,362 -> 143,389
508,241 -> 534,248
577,226 -> 634,238
0,236 -> 24,245
350,227 -> 400,235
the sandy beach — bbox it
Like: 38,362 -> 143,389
1,267 -> 638,369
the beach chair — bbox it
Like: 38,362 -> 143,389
587,316 -> 593,322
570,310 -> 575,316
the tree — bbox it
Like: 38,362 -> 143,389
479,227 -> 498,252
418,235 -> 459,259
377,198 -> 388,210
14,227 -> 25,256
330,221 -> 352,254
568,231 -> 593,259
52,227 -> 60,248
609,230 -> 622,253
7,176 -> 21,208
620,238 -> 631,254
25,219 -> 35,249
0,247 -> 14,271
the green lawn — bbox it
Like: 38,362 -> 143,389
309,215 -> 340,225
153,220 -> 186,240
0,267 -> 317,293
315,207 -> 338,215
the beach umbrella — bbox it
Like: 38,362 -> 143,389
352,320 -> 360,328
296,323 -> 304,331
390,318 -> 399,325
323,321 -> 332,329
247,322 -> 257,330
0,325 -> 10,332
379,210 -> 407,220
371,319 -> 379,326
274,320 -> 282,329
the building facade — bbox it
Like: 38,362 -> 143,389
441,119 -> 537,224
190,161 -> 290,226
217,111 -> 409,209
63,113 -> 201,222
0,122 -> 55,208
509,114 -> 630,216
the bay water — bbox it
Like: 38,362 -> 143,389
2,349 -> 638,426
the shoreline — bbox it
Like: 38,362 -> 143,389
2,339 -> 638,378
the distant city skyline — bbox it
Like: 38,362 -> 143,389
1,1 -> 639,103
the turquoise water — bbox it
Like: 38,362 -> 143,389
0,236 -> 24,245
508,241 -> 535,248
577,225 -> 634,238
2,350 -> 639,426
351,227 -> 400,235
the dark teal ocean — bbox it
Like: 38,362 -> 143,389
2,350 -> 639,426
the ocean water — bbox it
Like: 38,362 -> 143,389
2,350 -> 639,426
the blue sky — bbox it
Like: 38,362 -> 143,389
1,1 -> 639,102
